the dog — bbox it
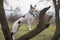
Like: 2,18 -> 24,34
11,4 -> 52,40
11,4 -> 39,40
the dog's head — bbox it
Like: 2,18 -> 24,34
30,4 -> 38,13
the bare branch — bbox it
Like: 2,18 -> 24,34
0,0 -> 13,40
17,6 -> 50,40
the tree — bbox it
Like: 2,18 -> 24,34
0,0 -> 13,40
0,0 -> 52,40
17,6 -> 51,40
52,0 -> 60,40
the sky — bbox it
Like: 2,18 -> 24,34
3,0 -> 55,17
4,0 -> 39,16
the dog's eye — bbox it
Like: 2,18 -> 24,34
35,10 -> 37,12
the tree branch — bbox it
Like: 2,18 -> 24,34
0,0 -> 13,40
17,6 -> 51,40
52,0 -> 60,40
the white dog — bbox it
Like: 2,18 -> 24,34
11,5 -> 39,40
11,4 -> 52,40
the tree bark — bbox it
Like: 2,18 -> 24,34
17,6 -> 51,40
0,0 -> 13,40
52,0 -> 60,40
59,0 -> 60,9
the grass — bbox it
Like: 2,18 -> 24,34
0,23 -> 57,40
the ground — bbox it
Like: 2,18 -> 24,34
0,23 -> 58,40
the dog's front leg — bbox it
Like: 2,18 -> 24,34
27,20 -> 32,31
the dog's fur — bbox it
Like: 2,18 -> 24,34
11,5 -> 52,40
11,5 -> 38,40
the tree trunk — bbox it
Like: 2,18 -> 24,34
17,6 -> 51,40
52,0 -> 60,40
59,0 -> 60,9
0,0 -> 13,40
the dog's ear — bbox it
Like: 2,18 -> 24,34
30,4 -> 33,9
34,5 -> 36,8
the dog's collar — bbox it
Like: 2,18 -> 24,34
29,11 -> 35,17
22,15 -> 25,18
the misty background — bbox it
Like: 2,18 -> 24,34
3,0 -> 59,23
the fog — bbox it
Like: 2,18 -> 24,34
3,0 -> 55,18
